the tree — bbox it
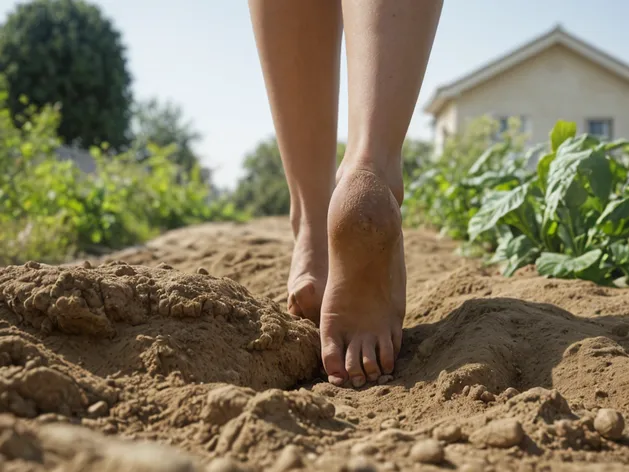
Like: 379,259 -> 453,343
131,98 -> 202,174
232,138 -> 290,217
0,0 -> 132,149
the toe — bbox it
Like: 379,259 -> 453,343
362,339 -> 381,382
321,329 -> 348,386
378,335 -> 396,375
287,293 -> 302,317
392,326 -> 403,358
345,338 -> 366,388
289,281 -> 321,324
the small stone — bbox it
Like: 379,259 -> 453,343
594,408 -> 625,440
82,260 -> 92,269
351,442 -> 378,456
469,418 -> 524,448
462,385 -> 471,396
378,375 -> 394,385
460,462 -> 486,472
375,428 -> 414,442
380,418 -> 399,430
36,413 -> 67,424
502,387 -> 520,399
480,391 -> 495,403
410,439 -> 444,464
469,385 -> 487,401
553,419 -> 572,437
207,457 -> 245,472
433,424 -> 461,443
102,423 -> 118,434
345,455 -> 378,472
381,462 -> 398,472
197,267 -> 209,275
272,445 -> 303,472
87,401 -> 109,418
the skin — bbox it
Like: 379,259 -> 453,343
248,0 -> 443,387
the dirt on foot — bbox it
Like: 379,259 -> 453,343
1,217 -> 629,471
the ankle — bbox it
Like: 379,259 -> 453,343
290,209 -> 327,246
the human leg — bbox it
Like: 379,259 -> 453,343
321,0 -> 443,386
248,0 -> 343,323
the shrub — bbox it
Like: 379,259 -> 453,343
0,80 -> 244,265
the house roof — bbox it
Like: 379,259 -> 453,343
423,25 -> 629,116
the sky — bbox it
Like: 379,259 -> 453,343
2,0 -> 629,189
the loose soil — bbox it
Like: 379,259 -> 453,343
1,217 -> 629,471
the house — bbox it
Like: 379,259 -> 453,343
55,145 -> 97,173
423,25 -> 629,154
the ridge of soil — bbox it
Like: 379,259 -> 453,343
1,217 -> 629,471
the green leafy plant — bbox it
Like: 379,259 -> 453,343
0,78 -> 244,265
403,116 -> 531,248
470,120 -> 629,285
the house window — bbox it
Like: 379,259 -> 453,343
496,115 -> 531,135
520,115 -> 532,134
587,119 -> 613,140
498,116 -> 509,134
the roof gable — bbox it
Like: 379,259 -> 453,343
423,26 -> 629,115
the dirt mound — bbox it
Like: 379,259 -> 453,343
0,217 -> 628,471
0,261 -> 320,390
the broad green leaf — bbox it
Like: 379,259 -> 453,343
596,197 -> 629,237
489,227 -> 514,264
543,148 -> 606,224
604,139 -> 629,152
557,134 -> 601,154
468,184 -> 529,241
502,234 -> 539,276
609,241 -> 629,265
578,153 -> 612,207
550,120 -> 577,152
461,171 -> 519,189
468,143 -> 505,176
565,180 -> 588,209
537,249 -> 603,278
536,152 -> 555,191
609,159 -> 629,192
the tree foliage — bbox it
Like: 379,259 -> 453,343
232,138 -> 290,217
132,98 -> 202,174
0,0 -> 133,148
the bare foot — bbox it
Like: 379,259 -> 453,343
320,168 -> 405,387
287,228 -> 327,324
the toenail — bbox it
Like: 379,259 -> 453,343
367,372 -> 379,382
328,375 -> 346,386
351,376 -> 366,388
